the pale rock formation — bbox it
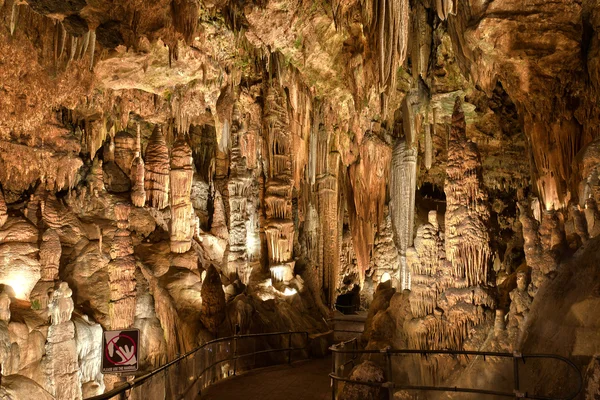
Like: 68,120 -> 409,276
131,127 -> 146,207
108,203 -> 136,330
226,105 -> 254,284
73,315 -> 105,397
30,228 -> 62,311
369,208 -> 400,288
88,158 -> 105,197
144,125 -> 170,210
445,97 -> 491,287
585,198 -> 600,238
114,130 -> 136,177
41,195 -> 86,245
0,218 -> 41,300
42,282 -> 82,400
390,138 -> 417,290
264,86 -> 296,287
169,135 -> 194,253
435,0 -> 457,20
0,290 -> 12,373
133,288 -> 167,369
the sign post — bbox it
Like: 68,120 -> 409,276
102,329 -> 140,374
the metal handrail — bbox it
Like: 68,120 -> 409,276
329,347 -> 583,400
86,330 -> 310,400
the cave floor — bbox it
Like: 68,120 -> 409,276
198,356 -> 332,400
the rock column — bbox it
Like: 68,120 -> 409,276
264,86 -> 295,285
44,282 -> 81,400
169,135 -> 194,253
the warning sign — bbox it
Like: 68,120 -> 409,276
102,329 -> 140,373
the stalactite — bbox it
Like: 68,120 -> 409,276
89,30 -> 96,71
412,2 -> 432,80
108,203 -> 136,330
361,0 -> 409,113
131,127 -> 146,207
144,125 -> 170,209
390,139 -> 417,290
169,135 -> 194,253
435,0 -> 457,20
10,1 -> 18,36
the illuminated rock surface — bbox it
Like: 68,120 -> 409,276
0,0 -> 598,397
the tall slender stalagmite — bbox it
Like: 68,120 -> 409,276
108,203 -> 136,329
131,127 -> 146,207
169,134 -> 194,253
144,126 -> 170,209
391,139 -> 417,290
227,105 -> 253,283
445,97 -> 491,287
264,85 -> 295,284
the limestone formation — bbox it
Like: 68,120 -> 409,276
390,139 -> 417,290
40,229 -> 61,282
88,157 -> 105,197
227,105 -> 254,284
114,130 -> 136,177
169,135 -> 194,253
145,125 -> 170,210
200,265 -> 226,334
43,281 -> 82,400
264,86 -> 296,287
507,270 -> 533,340
108,203 -> 136,329
0,186 -> 7,229
445,98 -> 491,287
131,127 -> 146,207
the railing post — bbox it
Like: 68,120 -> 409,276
288,332 -> 293,364
513,352 -> 523,398
233,334 -> 238,376
331,351 -> 337,400
385,348 -> 394,400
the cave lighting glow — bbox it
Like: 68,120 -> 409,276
5,273 -> 29,299
283,287 -> 297,296
381,272 -> 391,283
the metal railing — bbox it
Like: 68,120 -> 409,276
86,331 -> 309,400
330,346 -> 583,400
334,303 -> 360,314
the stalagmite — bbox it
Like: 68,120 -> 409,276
107,203 -> 136,330
227,105 -> 253,283
131,128 -> 146,207
0,186 -> 7,229
444,97 -> 491,287
40,229 -> 61,282
114,130 -> 136,177
424,124 -> 433,170
390,139 -> 417,290
144,125 -> 170,210
264,85 -> 296,285
43,282 -> 82,400
169,135 -> 194,253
